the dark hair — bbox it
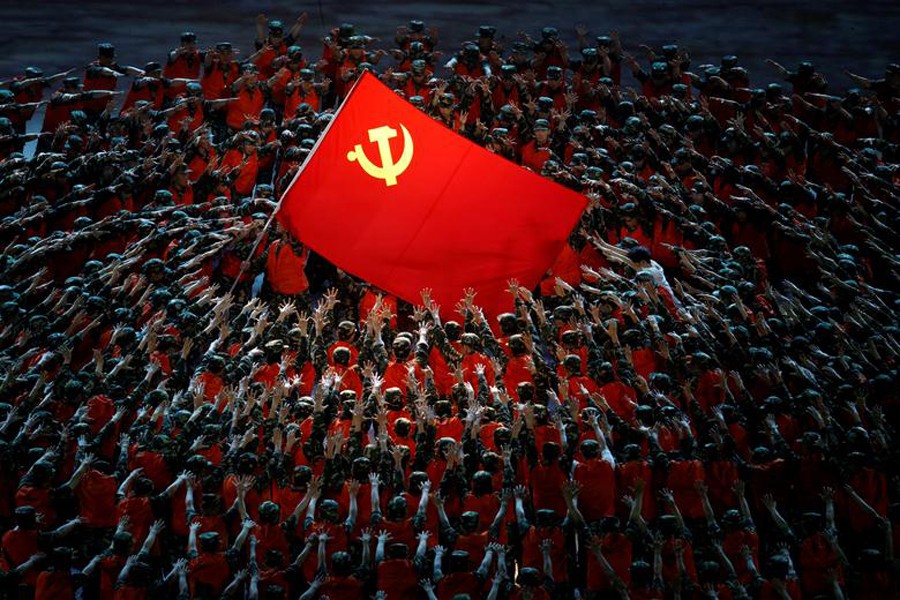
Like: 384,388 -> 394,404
627,246 -> 652,263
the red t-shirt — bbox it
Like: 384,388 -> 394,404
2,528 -> 39,585
319,575 -> 366,600
76,469 -> 118,527
522,526 -> 567,582
573,458 -> 616,521
377,559 -> 419,600
266,241 -> 309,295
189,552 -> 231,597
35,570 -> 74,600
226,85 -> 264,130
586,532 -> 632,591
436,572 -> 487,600
666,459 -> 706,520
617,461 -> 655,521
530,462 -> 567,517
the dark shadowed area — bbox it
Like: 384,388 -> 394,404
1,0 -> 898,89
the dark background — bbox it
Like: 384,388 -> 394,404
1,0 -> 898,92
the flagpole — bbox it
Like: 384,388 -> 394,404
226,72 -> 372,297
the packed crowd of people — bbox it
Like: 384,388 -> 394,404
0,11 -> 897,600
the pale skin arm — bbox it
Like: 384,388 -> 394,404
513,484 -> 531,528
541,538 -> 554,580
629,479 -> 648,529
421,579 -> 439,600
486,572 -> 504,600
375,529 -> 391,564
290,477 -> 321,522
414,480 -> 432,523
598,541 -> 632,598
476,543 -> 497,578
359,529 -> 372,568
140,519 -> 165,555
231,519 -> 255,553
562,480 -> 586,526
762,494 -> 794,537
299,574 -> 325,600
415,531 -> 431,562
315,533 -> 329,574
734,480 -> 755,528
432,545 -> 446,581
370,473 -> 382,523
696,480 -> 719,530
660,487 -> 687,533
188,521 -> 200,555
117,467 -> 143,497
345,480 -> 360,531
221,570 -> 249,599
488,490 -> 510,533
64,454 -> 94,489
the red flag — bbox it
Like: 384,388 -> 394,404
277,72 -> 587,315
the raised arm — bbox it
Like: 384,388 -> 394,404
290,477 -> 321,522
415,530 -> 431,563
762,494 -> 794,538
626,479 -> 648,531
293,535 -> 317,570
188,521 -> 200,555
230,518 -> 256,553
345,479 -> 360,532
117,466 -> 143,497
540,538 -> 554,580
432,544 -> 446,581
414,479 -> 432,526
659,487 -> 687,533
299,574 -> 326,600
513,484 -> 531,529
359,528 -> 372,568
476,542 -> 498,578
486,570 -> 505,600
420,579 -> 439,600
488,489 -> 511,535
315,533 -> 329,575
63,453 -> 94,489
375,529 -> 392,563
695,480 -> 719,531
221,569 -> 249,599
433,492 -> 457,541
733,480 -> 755,529
588,535 -> 629,597
369,473 -> 382,524
140,519 -> 165,555
562,480 -> 586,526
765,59 -> 789,78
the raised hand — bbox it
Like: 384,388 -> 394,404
149,519 -> 166,535
659,488 -> 675,505
562,480 -> 582,500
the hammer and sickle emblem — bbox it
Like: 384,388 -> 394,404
346,124 -> 414,186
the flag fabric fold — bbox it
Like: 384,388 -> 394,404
277,71 -> 587,315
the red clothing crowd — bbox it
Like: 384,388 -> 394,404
0,11 -> 897,600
